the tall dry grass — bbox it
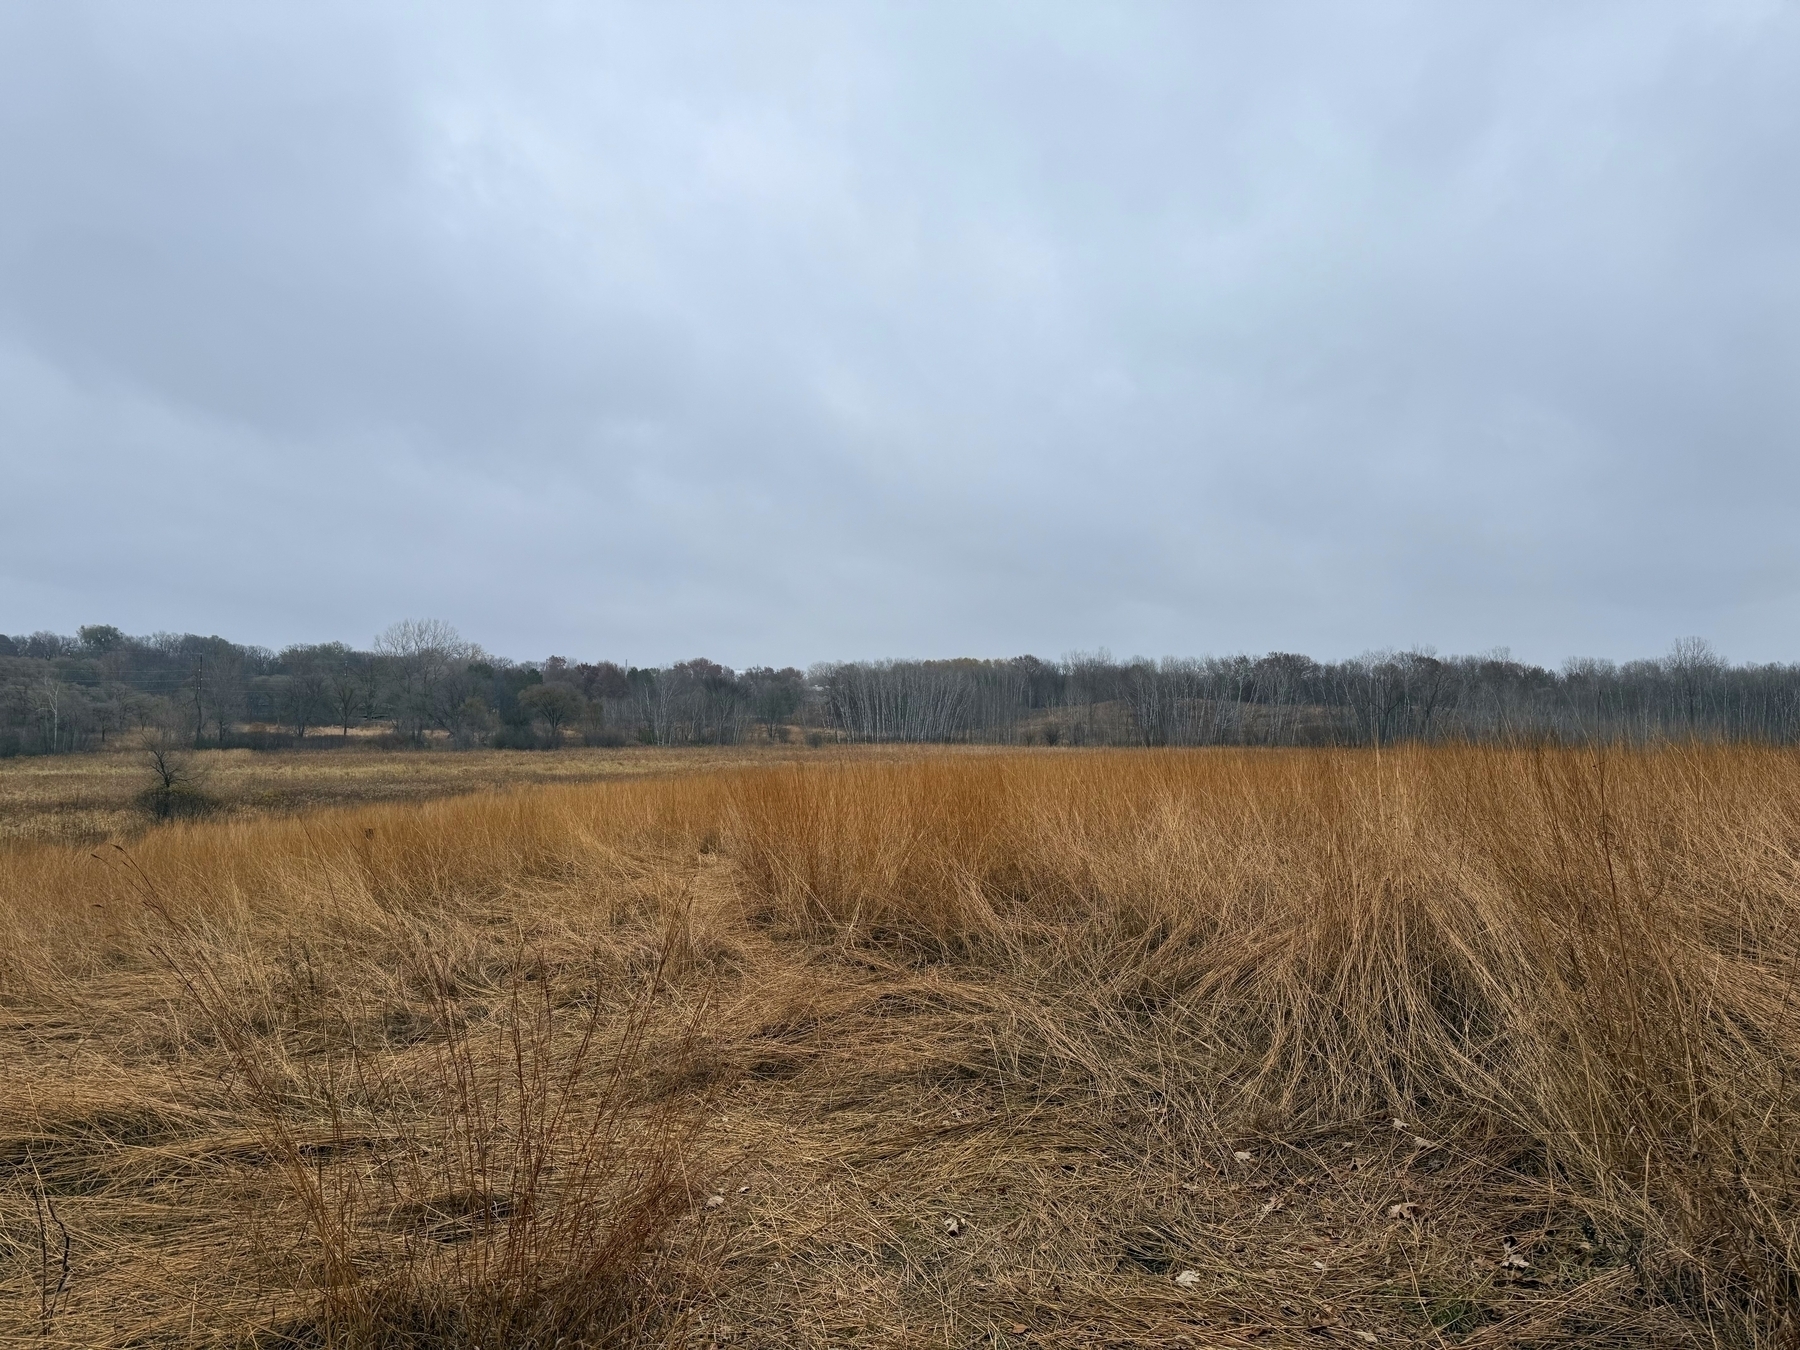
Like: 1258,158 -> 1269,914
732,748 -> 1800,1325
2,744 -> 1798,1345
2,779 -> 739,1346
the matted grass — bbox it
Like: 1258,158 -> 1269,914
2,745 -> 1797,1346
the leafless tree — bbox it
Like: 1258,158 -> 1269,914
36,673 -> 65,752
1665,636 -> 1725,731
374,619 -> 476,743
519,683 -> 581,747
323,645 -> 367,737
278,645 -> 337,738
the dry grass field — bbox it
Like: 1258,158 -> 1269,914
2,745 -> 1798,1347
0,741 -> 904,851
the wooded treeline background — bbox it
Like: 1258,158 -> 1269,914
3,620 -> 1796,756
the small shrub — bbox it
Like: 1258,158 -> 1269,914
136,782 -> 215,822
138,741 -> 216,821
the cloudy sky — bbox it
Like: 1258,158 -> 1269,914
2,2 -> 1796,667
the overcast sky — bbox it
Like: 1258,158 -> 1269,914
2,2 -> 1796,667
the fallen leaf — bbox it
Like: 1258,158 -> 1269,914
1234,1150 -> 1254,1162
704,1194 -> 725,1209
1390,1119 -> 1408,1131
1008,1323 -> 1028,1334
1174,1269 -> 1202,1288
1387,1202 -> 1420,1221
1352,1332 -> 1379,1345
943,1216 -> 964,1237
1257,1196 -> 1283,1218
1411,1136 -> 1432,1149
1312,1260 -> 1326,1271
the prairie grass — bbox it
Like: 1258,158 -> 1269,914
0,740 -> 939,850
2,745 -> 1797,1346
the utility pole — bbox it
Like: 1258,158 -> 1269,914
192,655 -> 205,749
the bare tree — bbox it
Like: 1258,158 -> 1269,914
322,644 -> 367,737
373,619 -> 475,743
746,666 -> 804,738
1665,637 -> 1724,731
36,672 -> 65,752
520,683 -> 582,748
139,722 -> 209,820
278,645 -> 334,738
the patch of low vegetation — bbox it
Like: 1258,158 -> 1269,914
1,745 -> 1797,1346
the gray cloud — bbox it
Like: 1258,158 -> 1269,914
3,1 -> 1797,665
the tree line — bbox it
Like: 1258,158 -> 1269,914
2,621 -> 1795,756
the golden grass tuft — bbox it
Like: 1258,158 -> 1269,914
2,744 -> 1798,1345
